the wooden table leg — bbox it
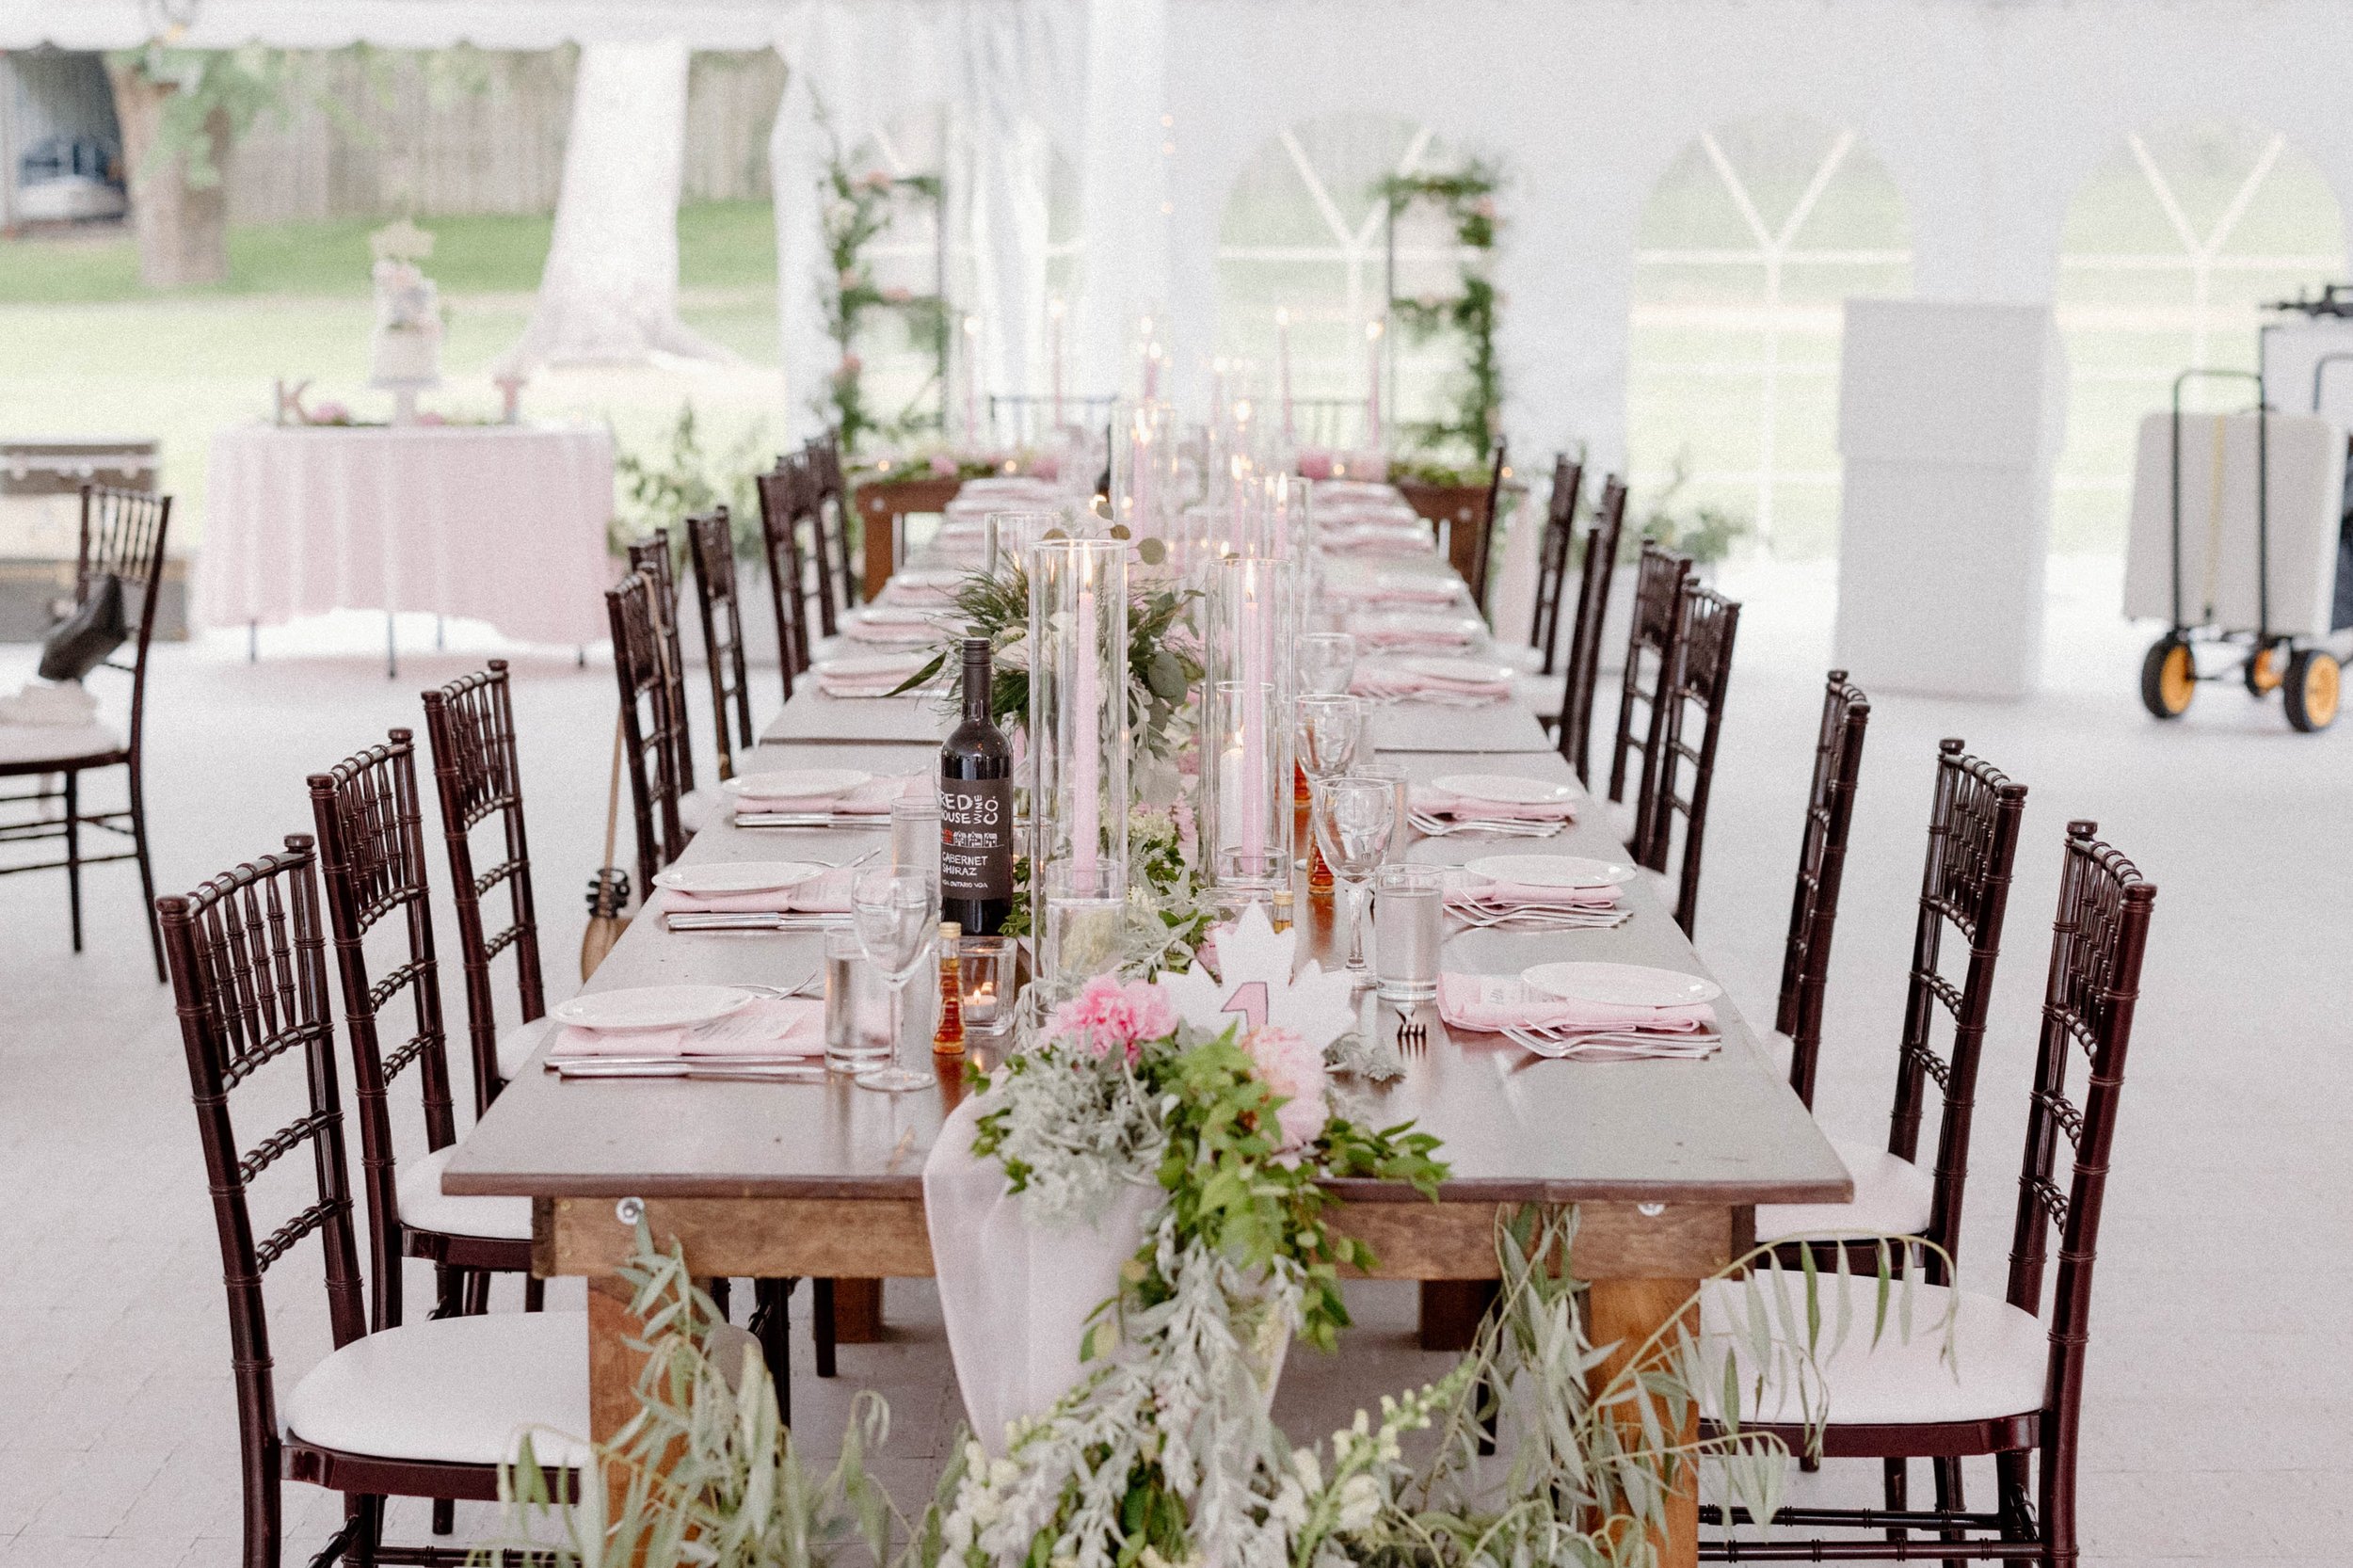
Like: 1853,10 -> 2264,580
1587,1276 -> 1701,1568
831,1277 -> 886,1341
587,1273 -> 648,1445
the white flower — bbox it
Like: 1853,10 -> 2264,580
1268,1476 -> 1309,1534
1337,1473 -> 1383,1532
1290,1447 -> 1323,1493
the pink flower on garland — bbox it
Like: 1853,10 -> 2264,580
928,452 -> 959,477
1049,974 -> 1176,1064
1243,1024 -> 1328,1152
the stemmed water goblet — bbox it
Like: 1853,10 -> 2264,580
1295,693 -> 1366,784
1314,776 -> 1397,989
1296,632 -> 1359,698
851,869 -> 939,1092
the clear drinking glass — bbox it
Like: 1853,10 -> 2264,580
1353,760 -> 1412,857
851,869 -> 939,1092
1295,694 -> 1366,785
1296,632 -> 1359,697
1315,775 -> 1398,989
823,930 -> 893,1073
1042,862 -> 1128,983
1373,863 -> 1444,1005
891,795 -> 942,884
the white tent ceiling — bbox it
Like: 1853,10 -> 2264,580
0,0 -> 785,51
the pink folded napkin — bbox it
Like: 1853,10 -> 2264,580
1353,664 -> 1511,702
731,774 -> 926,816
1436,973 -> 1714,1035
1411,784 -> 1577,823
879,581 -> 959,606
550,997 -> 826,1060
1348,621 -> 1477,652
1323,527 -> 1435,558
843,615 -> 938,647
1444,873 -> 1617,910
1330,580 -> 1462,608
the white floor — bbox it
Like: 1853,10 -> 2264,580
2,558 -> 2345,1566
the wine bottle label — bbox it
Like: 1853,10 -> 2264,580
940,776 -> 1014,900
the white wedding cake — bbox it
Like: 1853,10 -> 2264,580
368,219 -> 442,390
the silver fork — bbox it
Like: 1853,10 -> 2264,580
1395,1008 -> 1430,1055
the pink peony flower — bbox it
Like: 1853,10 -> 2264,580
309,401 -> 349,425
861,169 -> 894,192
1243,1025 -> 1328,1152
1049,974 -> 1176,1064
928,453 -> 958,477
882,285 -> 912,304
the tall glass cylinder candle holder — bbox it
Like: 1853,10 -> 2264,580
985,510 -> 1058,578
1202,680 -> 1289,888
1027,537 -> 1131,898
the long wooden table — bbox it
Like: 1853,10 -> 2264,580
445,529 -> 1849,1567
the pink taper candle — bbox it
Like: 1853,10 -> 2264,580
1364,317 -> 1384,452
1276,307 -> 1295,445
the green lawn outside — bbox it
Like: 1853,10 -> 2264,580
0,200 -> 778,304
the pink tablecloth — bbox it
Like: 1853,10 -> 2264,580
196,424 -> 614,648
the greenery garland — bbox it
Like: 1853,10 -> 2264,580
817,108 -> 950,456
1374,160 -> 1507,469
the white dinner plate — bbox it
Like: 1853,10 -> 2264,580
1401,656 -> 1517,684
1521,961 -> 1721,1008
1465,854 -> 1636,888
721,767 -> 871,801
890,568 -> 968,589
1433,773 -> 1579,806
851,604 -> 934,626
652,861 -> 826,896
814,651 -> 931,679
552,985 -> 757,1032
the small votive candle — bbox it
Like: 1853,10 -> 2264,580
958,936 -> 1015,1046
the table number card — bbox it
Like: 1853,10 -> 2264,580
1157,904 -> 1354,1050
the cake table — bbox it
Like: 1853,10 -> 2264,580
196,423 -> 616,664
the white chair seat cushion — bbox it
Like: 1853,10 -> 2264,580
1755,1137 -> 1935,1244
1699,1277 -> 2047,1428
397,1145 -> 535,1242
1513,672 -> 1562,720
282,1309 -> 594,1468
282,1314 -> 761,1471
0,720 -> 121,768
496,1016 -> 560,1080
679,787 -> 715,834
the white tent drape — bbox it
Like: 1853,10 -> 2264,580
768,0 -> 1088,445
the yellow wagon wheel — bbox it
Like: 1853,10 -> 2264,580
2283,649 -> 2342,732
2139,635 -> 2195,720
2244,642 -> 2285,696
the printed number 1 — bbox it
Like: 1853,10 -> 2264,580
1221,981 -> 1269,1033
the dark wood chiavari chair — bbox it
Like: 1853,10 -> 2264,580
308,732 -> 540,1343
420,662 -> 548,1111
160,838 -> 591,1568
1555,475 -> 1627,787
1463,440 -> 1509,619
1639,583 -> 1739,936
1775,672 -> 1872,1107
800,434 -> 861,620
626,528 -> 699,805
687,508 -> 759,781
1529,453 -> 1584,677
1606,539 -> 1691,836
755,463 -> 817,696
0,484 -> 171,978
607,569 -> 693,899
1701,822 -> 2154,1567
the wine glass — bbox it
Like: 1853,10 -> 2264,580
1315,775 -> 1397,989
1295,694 -> 1366,786
1296,632 -> 1359,698
852,869 -> 938,1092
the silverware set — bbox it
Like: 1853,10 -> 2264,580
1499,1024 -> 1721,1061
1407,809 -> 1565,840
664,911 -> 855,933
736,812 -> 893,830
1447,901 -> 1632,931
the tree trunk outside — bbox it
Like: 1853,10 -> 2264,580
105,63 -> 230,290
501,40 -> 734,373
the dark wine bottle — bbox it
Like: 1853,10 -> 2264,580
939,637 -> 1014,936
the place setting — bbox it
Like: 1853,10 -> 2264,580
1435,961 -> 1722,1060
